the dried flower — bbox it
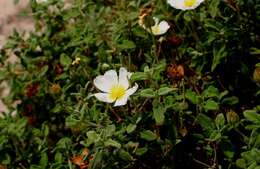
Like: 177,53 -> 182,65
167,64 -> 185,80
71,148 -> 90,169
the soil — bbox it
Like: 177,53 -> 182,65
0,0 -> 34,114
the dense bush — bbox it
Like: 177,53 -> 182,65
0,0 -> 260,168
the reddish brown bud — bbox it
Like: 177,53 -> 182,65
27,115 -> 37,125
26,83 -> 39,97
168,35 -> 183,47
55,63 -> 64,75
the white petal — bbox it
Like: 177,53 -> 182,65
104,69 -> 118,83
193,0 -> 205,8
127,72 -> 132,79
167,0 -> 204,10
94,69 -> 118,92
167,0 -> 185,9
94,93 -> 115,103
114,95 -> 128,107
119,67 -> 130,89
126,83 -> 138,96
113,83 -> 138,107
153,17 -> 159,25
158,21 -> 170,35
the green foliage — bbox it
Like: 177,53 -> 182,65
0,0 -> 260,168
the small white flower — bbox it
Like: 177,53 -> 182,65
72,57 -> 81,65
167,0 -> 205,10
93,67 -> 138,107
36,0 -> 48,3
150,17 -> 170,36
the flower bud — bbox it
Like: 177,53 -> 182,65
226,110 -> 239,124
253,67 -> 260,83
168,35 -> 183,47
50,84 -> 61,94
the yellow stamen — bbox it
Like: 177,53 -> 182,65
184,0 -> 196,7
109,85 -> 126,100
151,25 -> 161,35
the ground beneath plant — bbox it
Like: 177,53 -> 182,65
0,0 -> 34,114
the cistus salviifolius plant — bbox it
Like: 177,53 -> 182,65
0,0 -> 260,168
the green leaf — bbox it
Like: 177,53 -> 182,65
221,96 -> 239,105
215,113 -> 225,129
209,130 -> 221,141
211,45 -> 227,71
56,137 -> 72,150
104,139 -> 121,148
140,130 -> 157,141
131,72 -> 149,81
202,86 -> 219,98
220,140 -> 235,159
54,152 -> 63,163
104,125 -> 116,137
153,102 -> 166,125
157,87 -> 176,96
209,0 -> 220,18
243,110 -> 260,124
196,113 -> 215,133
86,131 -> 100,146
89,151 -> 103,169
126,124 -> 137,134
185,90 -> 199,104
0,69 -> 8,81
139,88 -> 156,98
39,152 -> 48,168
203,99 -> 219,111
135,147 -> 148,156
60,54 -> 72,68
38,65 -> 49,77
118,149 -> 133,161
236,159 -> 246,168
117,40 -> 136,50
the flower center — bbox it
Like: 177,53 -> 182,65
151,25 -> 161,34
109,85 -> 126,100
184,0 -> 196,7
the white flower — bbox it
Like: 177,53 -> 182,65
93,67 -> 138,107
36,0 -> 48,3
72,57 -> 81,65
150,17 -> 170,36
167,0 -> 204,10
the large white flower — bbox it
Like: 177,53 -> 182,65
167,0 -> 205,10
93,67 -> 138,107
151,17 -> 170,36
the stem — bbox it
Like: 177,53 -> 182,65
110,108 -> 123,123
193,158 -> 213,169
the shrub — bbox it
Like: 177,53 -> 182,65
0,0 -> 260,168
